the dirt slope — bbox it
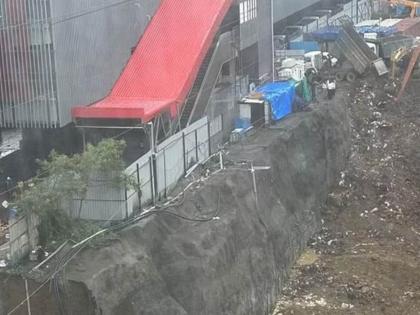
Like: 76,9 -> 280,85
64,97 -> 350,315
274,77 -> 420,315
0,87 -> 352,315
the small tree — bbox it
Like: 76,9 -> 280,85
14,139 -> 132,246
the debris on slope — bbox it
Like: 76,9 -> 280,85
274,77 -> 420,315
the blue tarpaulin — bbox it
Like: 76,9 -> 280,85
311,26 -> 341,42
289,41 -> 320,52
356,25 -> 398,37
256,81 -> 295,121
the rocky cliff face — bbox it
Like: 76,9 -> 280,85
0,95 -> 351,315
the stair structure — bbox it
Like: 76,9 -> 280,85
179,39 -> 218,129
72,0 -> 233,125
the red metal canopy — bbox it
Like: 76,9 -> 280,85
72,0 -> 232,123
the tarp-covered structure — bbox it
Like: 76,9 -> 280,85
356,25 -> 398,37
257,81 -> 295,121
311,26 -> 341,42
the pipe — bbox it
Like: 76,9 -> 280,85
271,0 -> 275,81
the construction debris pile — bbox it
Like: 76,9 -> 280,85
273,73 -> 420,314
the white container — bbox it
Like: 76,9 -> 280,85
364,32 -> 378,40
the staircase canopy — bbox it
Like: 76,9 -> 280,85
72,0 -> 232,123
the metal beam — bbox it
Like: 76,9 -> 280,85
397,46 -> 420,102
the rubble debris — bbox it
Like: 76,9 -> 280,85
273,74 -> 420,314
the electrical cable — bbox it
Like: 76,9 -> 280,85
7,195 -> 134,315
6,154 -> 224,314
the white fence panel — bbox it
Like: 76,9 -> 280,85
156,137 -> 184,197
197,123 -> 210,162
126,151 -> 153,210
155,151 -> 167,197
71,116 -> 220,221
69,175 -> 127,221
183,118 -> 209,170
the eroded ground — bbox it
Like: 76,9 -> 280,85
274,77 -> 420,315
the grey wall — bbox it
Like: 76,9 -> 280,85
273,0 -> 319,22
0,0 -> 58,128
207,80 -> 236,139
257,0 -> 273,79
240,17 -> 258,50
51,0 -> 161,126
239,0 -> 319,78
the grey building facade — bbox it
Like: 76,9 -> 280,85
0,0 -> 374,130
0,0 -> 160,128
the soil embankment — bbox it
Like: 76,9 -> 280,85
0,90 -> 351,315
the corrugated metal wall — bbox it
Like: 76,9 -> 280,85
257,0 -> 273,79
0,0 -> 58,128
0,0 -> 160,128
50,0 -> 160,127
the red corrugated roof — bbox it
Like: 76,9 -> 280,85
72,0 -> 232,122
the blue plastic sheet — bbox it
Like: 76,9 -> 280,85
289,41 -> 320,52
256,81 -> 295,121
311,26 -> 341,42
356,25 -> 398,37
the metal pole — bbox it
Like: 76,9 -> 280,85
163,149 -> 167,198
24,279 -> 31,315
182,133 -> 187,175
195,130 -> 199,162
271,0 -> 275,82
250,162 -> 259,211
148,121 -> 155,153
136,163 -> 142,212
148,121 -> 157,205
149,155 -> 156,206
75,125 -> 147,130
81,128 -> 86,151
207,121 -> 212,156
124,187 -> 129,219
